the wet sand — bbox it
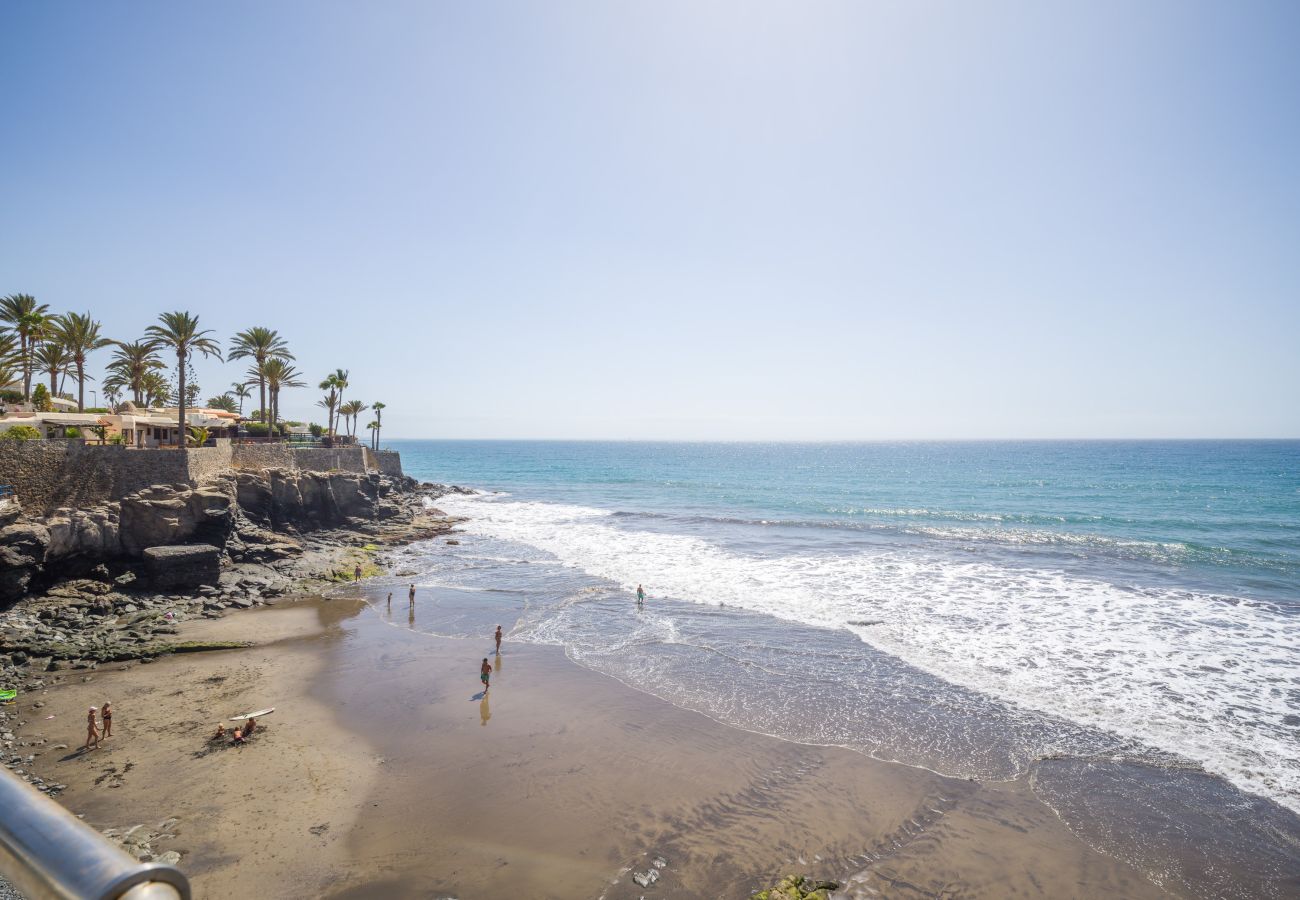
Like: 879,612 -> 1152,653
16,595 -> 1169,899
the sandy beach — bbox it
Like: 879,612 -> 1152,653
8,590 -> 1173,899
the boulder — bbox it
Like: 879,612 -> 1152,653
0,523 -> 50,602
142,545 -> 221,590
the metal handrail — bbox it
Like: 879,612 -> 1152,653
0,769 -> 190,900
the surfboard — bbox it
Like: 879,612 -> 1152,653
231,707 -> 274,721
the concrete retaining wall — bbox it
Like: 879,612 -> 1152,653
291,447 -> 368,474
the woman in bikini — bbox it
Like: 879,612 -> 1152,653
84,707 -> 100,752
100,700 -> 112,739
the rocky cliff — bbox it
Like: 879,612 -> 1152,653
0,469 -> 420,604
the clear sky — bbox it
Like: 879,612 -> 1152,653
2,1 -> 1297,439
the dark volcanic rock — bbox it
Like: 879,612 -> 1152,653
142,545 -> 221,590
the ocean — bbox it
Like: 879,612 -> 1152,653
387,439 -> 1300,896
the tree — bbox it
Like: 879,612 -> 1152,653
0,294 -> 50,400
371,401 -> 386,450
261,358 -> 304,428
230,381 -> 252,415
366,420 -> 379,448
315,394 -> 338,440
144,312 -> 222,445
207,394 -> 239,413
228,328 -> 293,433
33,342 -> 72,400
187,425 -> 211,447
317,368 -> 349,438
0,334 -> 19,394
0,425 -> 41,441
339,399 -> 368,438
30,383 -> 52,412
50,312 -> 111,412
140,371 -> 170,407
104,341 -> 166,406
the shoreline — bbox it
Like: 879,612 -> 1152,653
6,586 -> 1171,899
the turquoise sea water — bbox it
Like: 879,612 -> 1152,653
387,439 -> 1300,896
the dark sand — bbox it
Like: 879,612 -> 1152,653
15,596 -> 1170,899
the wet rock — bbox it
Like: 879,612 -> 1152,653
142,545 -> 221,590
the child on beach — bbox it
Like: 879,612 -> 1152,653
100,700 -> 112,739
480,658 -> 493,691
232,716 -> 257,745
84,707 -> 100,752
637,584 -> 645,606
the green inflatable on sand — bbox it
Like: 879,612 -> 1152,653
0,688 -> 16,702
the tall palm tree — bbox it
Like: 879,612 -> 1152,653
371,401 -> 386,450
50,312 -> 112,411
339,399 -> 368,438
318,370 -> 348,439
315,395 -> 337,439
366,420 -> 379,449
33,342 -> 72,398
228,328 -> 293,427
105,341 -> 166,406
261,358 -> 305,429
144,312 -> 223,445
0,294 -> 50,400
230,381 -> 252,415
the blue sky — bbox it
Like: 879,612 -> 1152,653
2,1 -> 1297,439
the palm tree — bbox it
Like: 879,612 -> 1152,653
105,341 -> 166,406
206,394 -> 239,414
141,371 -> 170,407
315,395 -> 337,439
33,342 -> 73,398
371,401 -> 386,450
339,399 -> 368,438
0,334 -> 19,393
365,420 -> 379,449
228,328 -> 293,430
230,381 -> 252,415
261,358 -> 305,430
144,312 -> 223,445
0,294 -> 50,400
49,313 -> 112,412
318,369 -> 348,439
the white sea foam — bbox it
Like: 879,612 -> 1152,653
438,493 -> 1300,813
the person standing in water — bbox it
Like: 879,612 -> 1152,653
636,584 -> 645,607
408,584 -> 416,604
494,625 -> 503,653
353,564 -> 362,583
480,657 -> 493,692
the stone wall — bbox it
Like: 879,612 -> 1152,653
230,443 -> 295,471
0,440 -> 400,517
375,450 -> 403,477
291,447 -> 368,474
0,443 -> 190,514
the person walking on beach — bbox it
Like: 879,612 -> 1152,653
354,564 -> 362,583
494,625 -> 503,653
636,584 -> 645,607
84,707 -> 100,752
480,657 -> 493,692
409,584 -> 416,604
100,700 -> 112,739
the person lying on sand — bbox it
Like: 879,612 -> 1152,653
480,658 -> 493,691
84,707 -> 100,752
100,700 -> 112,739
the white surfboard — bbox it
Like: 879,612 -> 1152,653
230,707 -> 275,721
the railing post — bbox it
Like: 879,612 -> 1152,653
0,769 -> 190,899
